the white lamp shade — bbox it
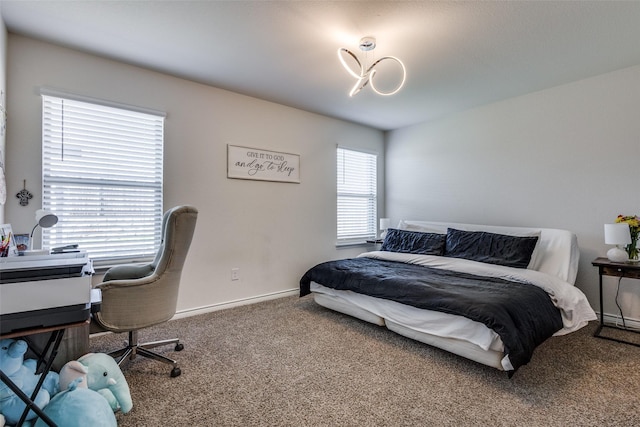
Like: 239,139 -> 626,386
379,218 -> 391,231
29,210 -> 59,251
35,209 -> 58,228
604,223 -> 631,262
604,223 -> 631,245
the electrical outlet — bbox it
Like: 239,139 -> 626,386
231,268 -> 240,281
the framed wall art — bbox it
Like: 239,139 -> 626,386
227,145 -> 300,183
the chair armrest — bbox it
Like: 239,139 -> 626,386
92,273 -> 168,331
103,263 -> 154,281
95,274 -> 160,291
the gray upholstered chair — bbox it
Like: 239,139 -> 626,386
91,205 -> 198,377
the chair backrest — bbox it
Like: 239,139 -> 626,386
96,205 -> 198,332
153,205 -> 198,285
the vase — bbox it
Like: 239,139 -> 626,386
627,236 -> 639,262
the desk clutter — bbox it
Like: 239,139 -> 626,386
0,341 -> 131,427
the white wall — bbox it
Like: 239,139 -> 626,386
386,64 -> 640,322
0,11 -> 6,223
5,34 -> 384,312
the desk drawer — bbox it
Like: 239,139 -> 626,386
601,266 -> 640,280
0,276 -> 91,315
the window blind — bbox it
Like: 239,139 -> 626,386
337,147 -> 377,244
41,94 -> 164,263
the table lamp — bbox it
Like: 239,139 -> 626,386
380,218 -> 391,240
30,209 -> 58,251
604,223 -> 631,263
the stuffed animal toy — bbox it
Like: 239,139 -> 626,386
76,353 -> 133,414
34,378 -> 117,427
58,360 -> 88,392
0,339 -> 59,426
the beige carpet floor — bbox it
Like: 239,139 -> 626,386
89,295 -> 640,426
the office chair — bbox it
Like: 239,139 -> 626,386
91,205 -> 198,377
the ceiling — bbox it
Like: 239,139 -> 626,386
2,1 -> 640,131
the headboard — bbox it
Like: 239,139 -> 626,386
397,220 -> 580,285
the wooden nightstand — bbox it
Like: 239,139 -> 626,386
592,257 -> 640,347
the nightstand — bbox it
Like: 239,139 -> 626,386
592,257 -> 640,347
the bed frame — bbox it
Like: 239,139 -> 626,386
310,220 -> 580,371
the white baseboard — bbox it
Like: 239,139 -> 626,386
599,312 -> 640,331
176,300 -> 640,329
90,289 -> 299,337
109,291 -> 639,335
172,288 -> 299,320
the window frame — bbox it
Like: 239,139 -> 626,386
336,146 -> 378,246
40,90 -> 165,266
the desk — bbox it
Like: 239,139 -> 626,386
592,257 -> 640,347
1,252 -> 93,426
1,320 -> 88,427
1,251 -> 92,335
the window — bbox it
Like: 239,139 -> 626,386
41,92 -> 165,264
337,147 -> 377,244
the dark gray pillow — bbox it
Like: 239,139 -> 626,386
381,228 -> 446,255
444,228 -> 538,269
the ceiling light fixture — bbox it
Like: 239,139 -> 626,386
337,37 -> 406,97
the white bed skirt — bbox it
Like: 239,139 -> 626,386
311,282 -> 512,371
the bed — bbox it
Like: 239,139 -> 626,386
300,220 -> 597,376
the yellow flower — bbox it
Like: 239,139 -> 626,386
616,215 -> 640,231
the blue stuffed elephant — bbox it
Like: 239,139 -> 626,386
0,338 -> 59,425
77,353 -> 133,414
34,378 -> 117,427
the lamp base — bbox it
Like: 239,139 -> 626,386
607,247 -> 629,263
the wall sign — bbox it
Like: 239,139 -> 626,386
227,145 -> 300,183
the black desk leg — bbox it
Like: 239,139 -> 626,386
25,330 -> 59,374
0,370 -> 58,427
6,329 -> 65,427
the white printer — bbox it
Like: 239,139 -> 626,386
0,251 -> 93,335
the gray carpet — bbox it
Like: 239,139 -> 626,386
89,295 -> 640,426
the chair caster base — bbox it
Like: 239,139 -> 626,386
170,367 -> 181,377
175,343 -> 184,351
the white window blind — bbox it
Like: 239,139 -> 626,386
337,147 -> 377,244
41,94 -> 164,263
